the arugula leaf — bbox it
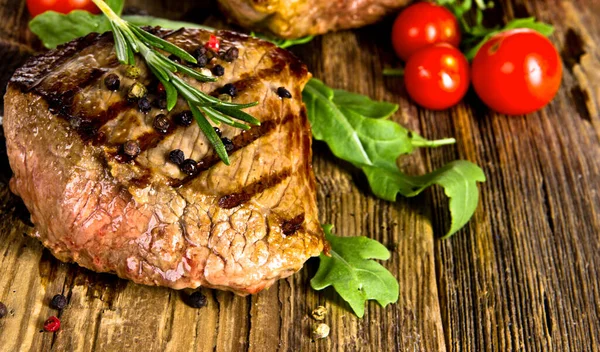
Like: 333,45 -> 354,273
363,161 -> 485,237
304,79 -> 452,168
332,90 -> 398,119
304,78 -> 484,236
29,0 -> 123,49
310,225 -> 399,318
30,10 -> 111,49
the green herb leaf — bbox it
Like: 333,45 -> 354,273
304,78 -> 484,236
122,15 -> 214,31
310,224 -> 399,318
435,1 -> 554,60
363,161 -> 486,237
464,17 -> 555,59
250,32 -> 314,48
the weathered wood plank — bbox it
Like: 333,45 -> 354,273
425,1 -> 600,351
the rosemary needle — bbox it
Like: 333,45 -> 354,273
90,0 -> 259,165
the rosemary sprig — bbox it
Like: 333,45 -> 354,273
90,0 -> 259,165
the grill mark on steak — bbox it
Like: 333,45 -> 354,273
281,213 -> 305,236
218,168 -> 292,209
170,113 -> 294,187
11,32 -> 110,91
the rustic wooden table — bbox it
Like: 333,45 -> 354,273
0,0 -> 598,351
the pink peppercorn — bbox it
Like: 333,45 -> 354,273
43,316 -> 60,332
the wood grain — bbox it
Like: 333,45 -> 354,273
0,0 -> 598,351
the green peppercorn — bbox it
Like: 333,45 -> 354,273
218,94 -> 233,103
311,323 -> 330,340
124,65 -> 141,79
311,306 -> 327,321
127,82 -> 147,101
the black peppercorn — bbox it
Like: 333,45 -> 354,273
277,87 -> 292,99
197,55 -> 208,68
123,140 -> 141,158
153,114 -> 170,134
138,97 -> 152,113
221,137 -> 234,152
0,302 -> 7,318
50,294 -> 67,310
186,291 -> 207,308
212,64 -> 225,77
213,127 -> 222,137
175,110 -> 194,127
180,159 -> 198,176
155,98 -> 167,110
168,54 -> 180,62
220,83 -> 237,97
169,149 -> 185,165
221,47 -> 239,62
104,74 -> 120,91
193,47 -> 209,67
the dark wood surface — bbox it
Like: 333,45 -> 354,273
0,0 -> 598,351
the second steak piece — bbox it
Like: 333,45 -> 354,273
218,0 -> 410,38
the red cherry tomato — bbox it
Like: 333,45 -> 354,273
471,29 -> 562,115
391,2 -> 461,61
27,0 -> 100,17
404,44 -> 470,110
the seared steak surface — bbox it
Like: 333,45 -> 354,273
218,0 -> 410,38
4,28 -> 323,294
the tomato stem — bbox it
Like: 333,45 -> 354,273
382,68 -> 405,76
412,138 -> 456,148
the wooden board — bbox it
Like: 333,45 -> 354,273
0,0 -> 599,351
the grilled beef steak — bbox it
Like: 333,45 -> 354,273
218,0 -> 410,38
4,28 -> 324,295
